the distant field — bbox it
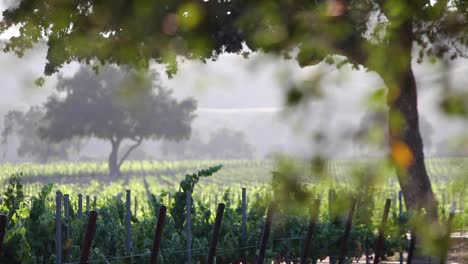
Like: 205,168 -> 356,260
0,158 -> 468,195
0,158 -> 465,211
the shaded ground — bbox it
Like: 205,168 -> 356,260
448,234 -> 467,264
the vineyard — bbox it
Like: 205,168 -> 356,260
0,159 -> 466,263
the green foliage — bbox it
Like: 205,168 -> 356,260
171,165 -> 222,229
0,160 -> 463,263
2,173 -> 25,219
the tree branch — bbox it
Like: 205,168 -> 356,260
117,138 -> 143,168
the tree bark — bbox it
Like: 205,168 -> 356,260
118,138 -> 143,168
327,0 -> 439,260
384,18 -> 438,264
109,139 -> 121,178
386,65 -> 438,218
108,138 -> 143,178
384,18 -> 438,219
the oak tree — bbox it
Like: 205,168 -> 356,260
41,65 -> 196,177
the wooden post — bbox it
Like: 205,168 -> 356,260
186,191 -> 192,264
150,206 -> 167,264
398,191 -> 403,264
300,199 -> 320,264
64,194 -> 70,218
442,192 -> 446,218
64,194 -> 70,259
86,195 -> 90,213
460,190 -> 465,235
257,203 -> 274,264
80,210 -> 98,264
407,231 -> 416,264
207,203 -> 225,264
78,194 -> 83,218
338,198 -> 356,264
134,195 -> 138,219
241,187 -> 247,263
125,190 -> 132,254
329,189 -> 337,264
56,191 -> 62,264
0,214 -> 7,255
93,196 -> 97,210
440,202 -> 456,264
373,199 -> 392,264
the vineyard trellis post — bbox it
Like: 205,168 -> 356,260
78,194 -> 83,218
134,195 -> 137,218
80,210 -> 98,264
241,187 -> 247,264
186,191 -> 192,264
399,190 -> 404,264
0,214 -> 6,255
460,190 -> 465,235
64,194 -> 71,259
440,202 -> 456,264
86,195 -> 90,213
300,199 -> 320,264
374,199 -> 391,264
150,205 -> 167,264
442,191 -> 446,218
338,197 -> 356,264
207,203 -> 225,264
329,189 -> 337,264
408,230 -> 416,263
125,190 -> 132,254
56,191 -> 62,264
257,203 -> 274,264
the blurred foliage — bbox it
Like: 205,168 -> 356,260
0,0 -> 465,76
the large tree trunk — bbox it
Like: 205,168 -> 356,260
108,138 -> 142,179
109,140 -> 121,178
387,65 -> 438,218
384,19 -> 439,263
385,17 -> 438,219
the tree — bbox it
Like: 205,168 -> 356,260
205,128 -> 254,159
161,128 -> 255,159
2,107 -> 81,163
161,130 -> 206,159
2,0 -> 467,258
40,65 -> 196,177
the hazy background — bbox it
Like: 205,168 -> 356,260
1,0 -> 468,163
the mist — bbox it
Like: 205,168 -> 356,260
1,42 -> 468,163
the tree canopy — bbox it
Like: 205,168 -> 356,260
2,107 -> 81,163
161,127 -> 254,159
40,65 -> 197,176
1,1 -> 466,74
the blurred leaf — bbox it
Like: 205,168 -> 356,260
391,141 -> 413,169
34,77 -> 45,87
286,87 -> 303,106
440,95 -> 467,116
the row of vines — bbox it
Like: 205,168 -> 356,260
0,160 -> 466,263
